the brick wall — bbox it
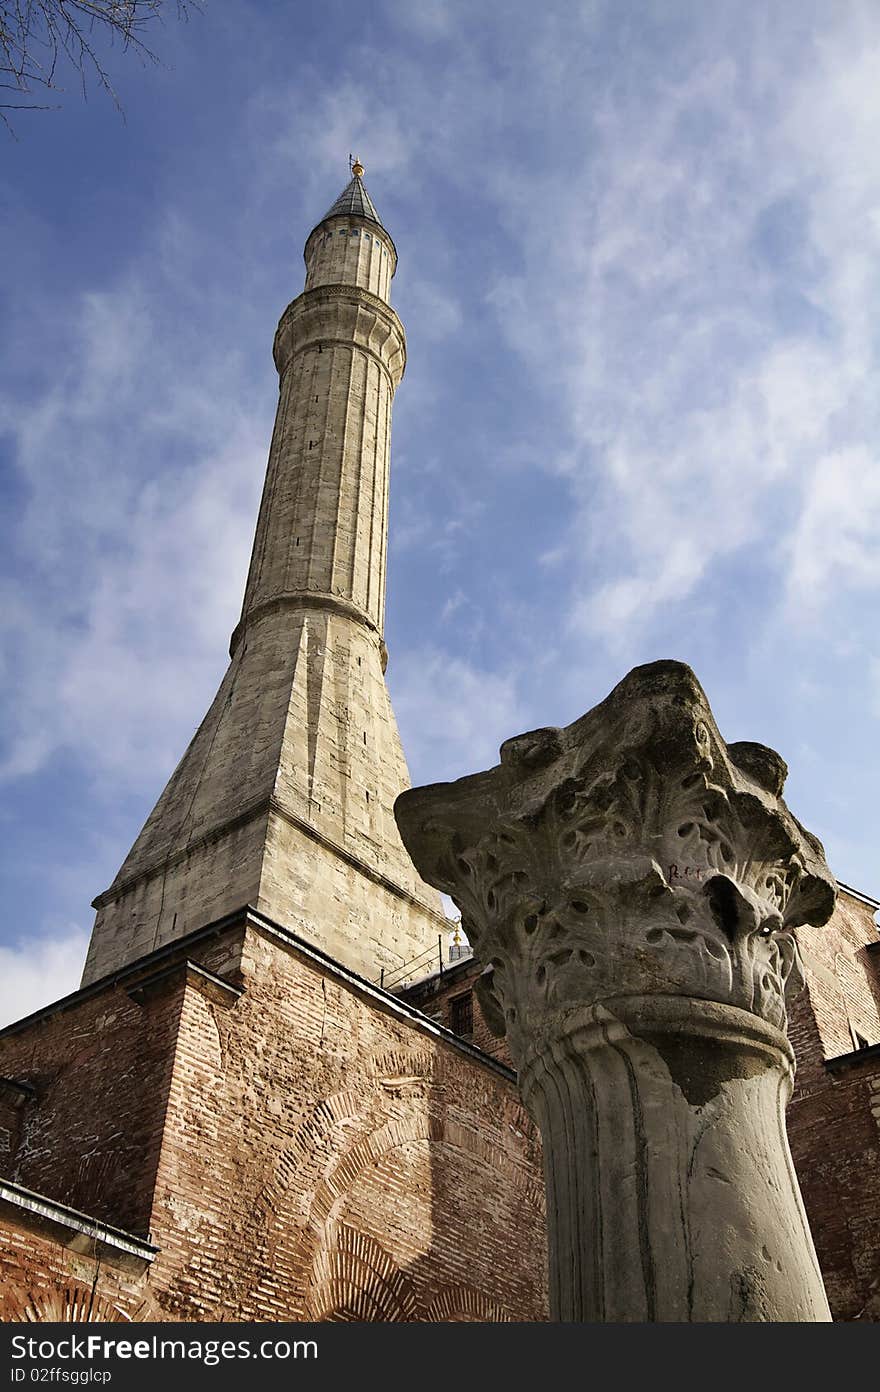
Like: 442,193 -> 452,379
0,1219 -> 156,1322
402,959 -> 514,1068
788,1051 -> 880,1321
787,887 -> 880,1320
0,915 -> 548,1323
2,885 -> 878,1323
0,979 -> 182,1236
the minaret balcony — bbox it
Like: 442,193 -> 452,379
273,285 -> 406,388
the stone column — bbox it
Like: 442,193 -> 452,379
395,661 -> 836,1322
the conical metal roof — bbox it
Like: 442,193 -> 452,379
318,173 -> 384,229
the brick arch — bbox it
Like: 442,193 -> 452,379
308,1112 -> 542,1232
295,1114 -> 542,1316
241,1086 -> 383,1317
309,1225 -> 518,1323
308,1222 -> 418,1322
0,1282 -> 132,1322
248,1086 -> 370,1244
424,1286 -> 514,1323
244,1063 -> 542,1317
289,1117 -> 434,1313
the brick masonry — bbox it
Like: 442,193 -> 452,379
0,1221 -> 158,1323
0,913 -> 548,1323
2,891 -> 878,1321
403,957 -> 514,1068
786,887 -> 880,1321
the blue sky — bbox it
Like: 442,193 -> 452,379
1,0 -> 879,1023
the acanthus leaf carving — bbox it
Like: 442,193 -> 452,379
396,661 -> 835,1055
395,661 -> 836,1324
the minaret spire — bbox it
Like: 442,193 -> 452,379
234,159 -> 400,654
311,160 -> 388,245
82,167 -> 445,987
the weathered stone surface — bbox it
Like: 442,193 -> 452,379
396,659 -> 837,1321
82,179 -> 443,987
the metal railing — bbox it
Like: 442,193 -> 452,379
377,933 -> 472,992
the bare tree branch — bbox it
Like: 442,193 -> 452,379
1,0 -> 197,131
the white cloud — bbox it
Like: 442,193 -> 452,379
787,447 -> 880,612
390,646 -> 526,783
475,9 -> 880,653
403,279 -> 463,342
0,927 -> 89,1029
0,269 -> 267,791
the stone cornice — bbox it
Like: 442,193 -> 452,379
0,1179 -> 158,1267
93,793 -> 447,929
91,795 -> 270,910
0,906 -> 512,1086
125,958 -> 244,1009
229,589 -> 386,659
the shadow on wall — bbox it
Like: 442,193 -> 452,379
239,1040 -> 548,1323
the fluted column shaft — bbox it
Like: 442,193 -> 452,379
519,998 -> 826,1321
395,660 -> 837,1322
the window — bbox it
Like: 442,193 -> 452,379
449,992 -> 473,1036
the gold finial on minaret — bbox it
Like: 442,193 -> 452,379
351,154 -> 365,178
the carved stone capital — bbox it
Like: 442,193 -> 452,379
396,661 -> 834,1060
396,661 -> 835,1321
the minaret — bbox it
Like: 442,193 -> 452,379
82,161 -> 446,986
